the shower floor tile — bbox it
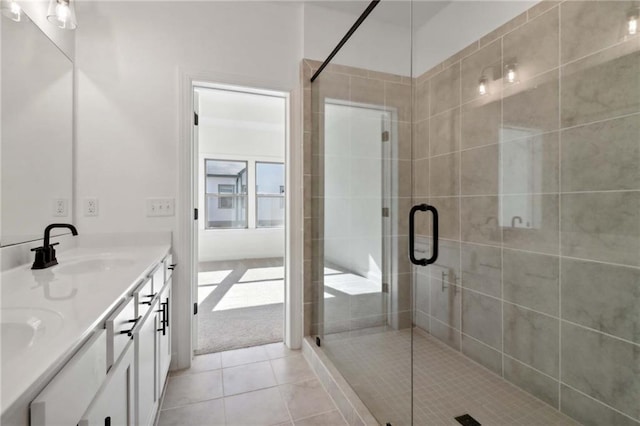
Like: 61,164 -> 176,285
323,329 -> 578,426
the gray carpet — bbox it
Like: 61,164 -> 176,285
196,258 -> 283,355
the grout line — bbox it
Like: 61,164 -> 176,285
500,33 -> 506,379
561,318 -> 640,348
560,383 -> 640,425
558,3 -> 563,411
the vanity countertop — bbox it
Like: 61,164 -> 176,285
0,241 -> 171,416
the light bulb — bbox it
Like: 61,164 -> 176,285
478,77 -> 488,96
47,0 -> 76,30
629,14 -> 638,35
506,65 -> 517,84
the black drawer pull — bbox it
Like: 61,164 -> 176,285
119,316 -> 141,337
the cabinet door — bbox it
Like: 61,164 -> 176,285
79,341 -> 135,426
134,299 -> 159,426
157,281 -> 172,399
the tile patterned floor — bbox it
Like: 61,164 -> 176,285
158,343 -> 348,426
324,328 -> 579,426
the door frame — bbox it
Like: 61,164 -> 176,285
176,70 -> 303,370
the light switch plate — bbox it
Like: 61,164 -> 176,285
146,198 -> 175,217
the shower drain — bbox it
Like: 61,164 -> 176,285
454,414 -> 482,426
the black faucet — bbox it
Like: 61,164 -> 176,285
31,223 -> 78,270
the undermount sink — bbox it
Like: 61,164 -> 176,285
0,308 -> 63,361
55,257 -> 135,275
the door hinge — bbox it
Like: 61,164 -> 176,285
382,207 -> 389,217
194,303 -> 198,315
382,130 -> 390,142
194,208 -> 199,220
194,112 -> 199,126
382,282 -> 389,293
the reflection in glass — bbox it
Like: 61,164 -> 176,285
204,159 -> 247,228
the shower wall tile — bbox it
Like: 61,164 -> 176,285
430,152 -> 459,196
561,191 -> 640,267
561,114 -> 640,192
429,108 -> 460,156
503,70 -> 560,141
561,322 -> 640,420
560,385 -> 640,426
413,159 -> 429,197
430,318 -> 460,351
560,1 -> 639,65
461,243 -> 502,298
414,80 -> 430,121
397,159 -> 412,198
350,76 -> 384,106
460,196 -> 501,246
428,239 -> 461,283
461,144 -> 500,195
429,63 -> 460,116
430,280 -> 461,329
504,356 -> 559,408
502,194 -> 559,255
461,98 -> 501,149
461,39 -> 502,103
503,249 -> 559,316
385,81 -> 411,122
395,197 -> 412,237
397,121 -> 412,160
461,334 -> 502,375
462,290 -> 502,350
426,197 -> 459,240
562,258 -> 640,344
500,132 -> 560,194
415,269 -> 430,314
413,119 -> 429,160
503,6 -> 559,82
561,40 -> 640,127
504,303 -> 559,377
312,73 -> 349,113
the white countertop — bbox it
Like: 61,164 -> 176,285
0,241 -> 170,415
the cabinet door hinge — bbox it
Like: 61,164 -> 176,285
194,303 -> 198,315
194,112 -> 199,126
382,130 -> 390,142
382,282 -> 389,293
194,208 -> 199,220
382,207 -> 389,217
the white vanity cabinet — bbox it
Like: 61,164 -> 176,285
135,297 -> 160,426
78,341 -> 135,426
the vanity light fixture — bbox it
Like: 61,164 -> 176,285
628,10 -> 638,36
47,0 -> 76,30
478,76 -> 488,96
505,63 -> 518,84
1,0 -> 22,22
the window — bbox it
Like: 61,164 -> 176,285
205,160 -> 248,229
256,162 -> 285,228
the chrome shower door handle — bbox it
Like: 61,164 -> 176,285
409,203 -> 439,266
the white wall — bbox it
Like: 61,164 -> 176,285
74,1 -> 302,236
303,2 -> 411,77
413,1 -> 536,75
17,0 -> 75,59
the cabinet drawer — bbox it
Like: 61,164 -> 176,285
151,265 -> 164,293
163,253 -> 174,282
105,297 -> 137,371
31,330 -> 107,426
134,278 -> 154,318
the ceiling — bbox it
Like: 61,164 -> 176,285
307,1 -> 451,29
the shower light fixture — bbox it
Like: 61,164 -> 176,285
628,11 -> 638,36
47,0 -> 76,30
478,77 -> 488,96
1,0 -> 22,22
505,64 -> 518,84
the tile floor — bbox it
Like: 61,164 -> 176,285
158,342 -> 348,426
324,328 -> 579,426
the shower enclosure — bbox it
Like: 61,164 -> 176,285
304,1 -> 639,425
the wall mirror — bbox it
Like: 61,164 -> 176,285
1,8 -> 73,247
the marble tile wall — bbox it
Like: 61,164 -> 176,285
413,1 -> 640,424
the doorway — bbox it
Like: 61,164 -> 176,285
193,84 -> 288,355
